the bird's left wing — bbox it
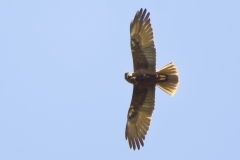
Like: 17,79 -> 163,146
125,85 -> 155,150
130,8 -> 156,72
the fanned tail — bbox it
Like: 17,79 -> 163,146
156,62 -> 179,96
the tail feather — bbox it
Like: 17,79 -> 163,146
156,62 -> 179,96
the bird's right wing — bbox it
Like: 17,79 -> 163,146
130,8 -> 156,72
125,85 -> 155,150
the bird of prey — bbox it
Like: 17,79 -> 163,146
125,8 -> 179,150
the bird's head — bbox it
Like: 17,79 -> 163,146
125,72 -> 135,84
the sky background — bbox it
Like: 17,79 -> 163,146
1,0 -> 240,159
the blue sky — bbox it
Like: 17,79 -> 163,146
1,0 -> 240,159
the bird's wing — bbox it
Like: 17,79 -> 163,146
130,8 -> 156,72
125,85 -> 155,150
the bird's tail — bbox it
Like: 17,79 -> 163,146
156,62 -> 179,96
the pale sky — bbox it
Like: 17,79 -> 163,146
1,0 -> 240,159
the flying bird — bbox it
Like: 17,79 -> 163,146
125,8 -> 179,150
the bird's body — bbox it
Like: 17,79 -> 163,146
125,71 -> 158,86
124,8 -> 179,150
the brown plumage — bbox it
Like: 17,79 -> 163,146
124,8 -> 179,150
